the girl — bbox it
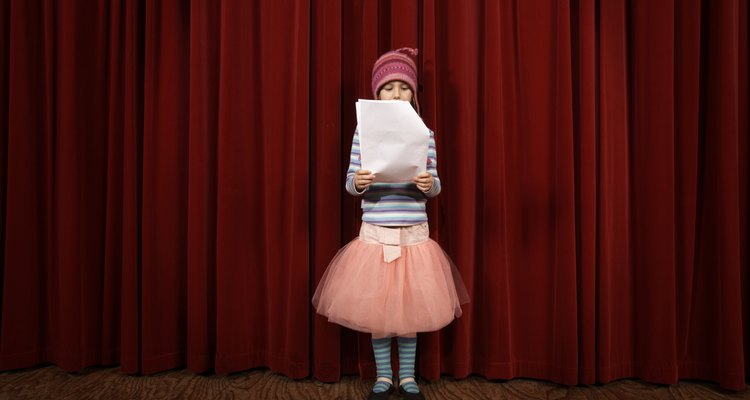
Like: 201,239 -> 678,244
313,48 -> 468,400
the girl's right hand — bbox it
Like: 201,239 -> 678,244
355,169 -> 375,191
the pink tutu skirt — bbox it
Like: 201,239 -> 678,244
312,222 -> 469,337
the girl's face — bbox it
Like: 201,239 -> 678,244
378,80 -> 413,102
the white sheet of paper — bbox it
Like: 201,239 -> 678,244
355,99 -> 429,183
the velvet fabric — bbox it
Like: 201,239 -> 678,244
0,0 -> 747,390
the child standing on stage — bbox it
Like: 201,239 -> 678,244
312,48 -> 468,400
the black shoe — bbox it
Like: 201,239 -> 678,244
398,387 -> 425,400
367,377 -> 394,400
398,377 -> 425,400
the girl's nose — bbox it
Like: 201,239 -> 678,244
393,88 -> 401,99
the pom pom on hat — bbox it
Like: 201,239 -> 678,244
371,47 -> 420,113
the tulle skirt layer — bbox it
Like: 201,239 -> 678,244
312,222 -> 469,337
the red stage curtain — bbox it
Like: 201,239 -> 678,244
1,0 -> 748,391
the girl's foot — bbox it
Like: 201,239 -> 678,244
367,376 -> 393,400
398,377 -> 425,400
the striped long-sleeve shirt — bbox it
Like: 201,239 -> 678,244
345,129 -> 441,226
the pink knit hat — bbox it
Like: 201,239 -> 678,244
371,47 -> 420,113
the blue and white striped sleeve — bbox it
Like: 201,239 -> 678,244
423,130 -> 442,198
345,130 -> 366,196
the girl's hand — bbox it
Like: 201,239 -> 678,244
355,169 -> 375,191
413,172 -> 433,192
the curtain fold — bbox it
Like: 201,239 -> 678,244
0,0 -> 747,391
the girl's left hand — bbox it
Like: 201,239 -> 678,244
413,172 -> 433,192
